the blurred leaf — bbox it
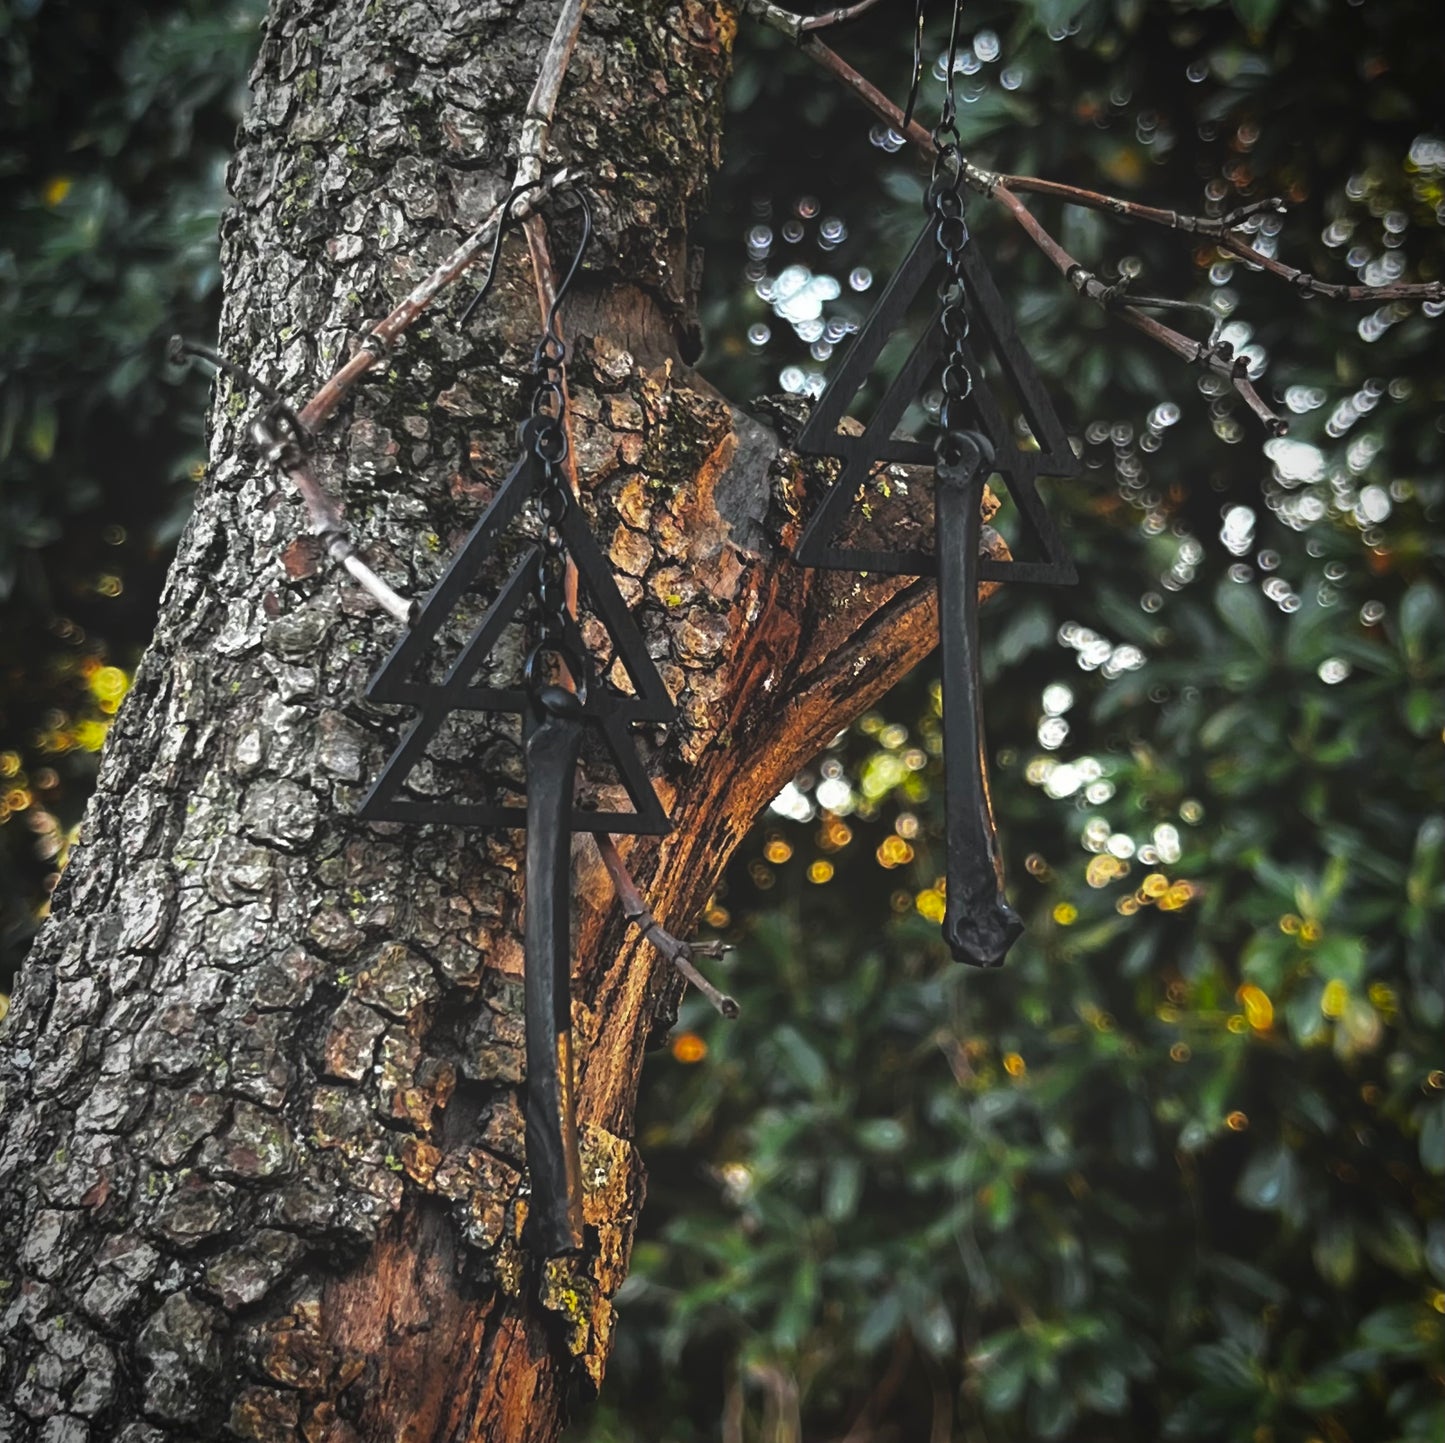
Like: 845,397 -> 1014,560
1215,578 -> 1272,657
1232,0 -> 1284,36
1420,1099 -> 1445,1176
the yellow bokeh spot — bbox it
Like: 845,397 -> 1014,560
43,175 -> 72,207
89,666 -> 129,704
0,752 -> 20,778
1156,1003 -> 1180,1024
4,788 -> 32,813
1053,901 -> 1078,926
1280,913 -> 1302,934
1086,854 -> 1128,888
1227,1014 -> 1249,1034
1116,895 -> 1140,916
764,839 -> 792,865
73,719 -> 110,753
1300,919 -> 1323,944
1158,883 -> 1194,912
1003,1052 -> 1027,1078
807,859 -> 834,885
1321,979 -> 1349,1019
1226,1110 -> 1249,1132
1367,982 -> 1398,1017
1238,984 -> 1274,1032
1141,872 -> 1170,899
704,904 -> 730,929
1430,1291 -> 1445,1315
914,888 -> 946,924
670,1033 -> 707,1064
1170,1042 -> 1191,1062
876,835 -> 914,868
1427,1070 -> 1445,1091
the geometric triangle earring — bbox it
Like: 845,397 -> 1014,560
792,216 -> 1080,586
357,425 -> 673,836
358,189 -> 674,1255
790,24 -> 1080,969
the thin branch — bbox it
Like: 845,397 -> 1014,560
759,18 -> 1439,430
990,165 -> 1286,430
793,33 -> 1287,432
800,0 -> 888,32
995,177 -> 1287,239
508,1 -> 590,645
186,4 -> 586,624
515,0 -> 587,192
594,834 -> 740,1020
1001,178 -> 1445,301
298,166 -> 574,433
1214,229 -> 1445,302
513,0 -> 589,515
740,0 -> 883,42
171,338 -> 417,620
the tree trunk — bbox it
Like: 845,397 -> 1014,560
0,3 -> 989,1439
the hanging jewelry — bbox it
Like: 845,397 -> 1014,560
359,190 -> 674,1254
791,3 -> 1081,967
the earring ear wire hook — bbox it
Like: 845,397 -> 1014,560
533,186 -> 594,372
457,177 -> 553,329
901,0 -> 927,132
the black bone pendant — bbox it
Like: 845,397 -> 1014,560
359,417 -> 674,1253
791,213 -> 1081,967
523,683 -> 588,1255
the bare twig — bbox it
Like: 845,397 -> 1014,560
789,32 -> 1288,431
298,167 -> 574,434
513,0 -> 589,517
171,337 -> 418,620
739,0 -> 886,41
800,0 -> 888,32
515,0 -> 587,193
742,14 -> 1436,414
1213,229 -> 1445,302
594,835 -> 739,1019
995,178 -> 1287,239
200,0 -> 585,626
993,165 -> 1287,431
1001,179 -> 1444,301
189,169 -> 576,625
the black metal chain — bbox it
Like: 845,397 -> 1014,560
925,0 -> 975,471
521,187 -> 594,703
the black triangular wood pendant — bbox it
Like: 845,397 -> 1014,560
358,425 -> 673,835
793,218 -> 1080,585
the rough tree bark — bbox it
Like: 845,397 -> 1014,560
0,3 -> 999,1439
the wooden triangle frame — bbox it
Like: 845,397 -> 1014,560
358,435 -> 673,834
793,218 -> 1081,586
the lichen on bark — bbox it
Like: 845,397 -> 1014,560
0,3 -> 983,1439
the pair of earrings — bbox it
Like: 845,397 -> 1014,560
361,157 -> 1080,1252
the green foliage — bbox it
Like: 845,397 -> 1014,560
580,1 -> 1444,1440
0,0 -> 262,978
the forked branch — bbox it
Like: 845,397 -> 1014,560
748,13 -> 1443,432
594,835 -> 740,1020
